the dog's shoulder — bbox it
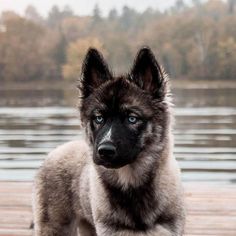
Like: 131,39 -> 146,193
48,139 -> 89,162
33,140 -> 91,228
35,140 -> 90,185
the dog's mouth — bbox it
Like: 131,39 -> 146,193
93,155 -> 131,169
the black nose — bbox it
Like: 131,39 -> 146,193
98,143 -> 116,158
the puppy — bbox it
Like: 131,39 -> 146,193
33,47 -> 185,236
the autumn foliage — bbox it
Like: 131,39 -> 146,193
0,0 -> 235,82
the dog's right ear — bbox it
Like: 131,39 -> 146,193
130,47 -> 167,100
80,48 -> 112,98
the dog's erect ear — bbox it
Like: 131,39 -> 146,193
80,48 -> 112,98
130,47 -> 167,100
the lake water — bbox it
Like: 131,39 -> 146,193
0,87 -> 236,183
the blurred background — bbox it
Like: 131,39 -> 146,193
0,0 -> 235,184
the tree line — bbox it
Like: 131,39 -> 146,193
0,0 -> 235,82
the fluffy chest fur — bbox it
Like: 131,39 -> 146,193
77,143 -> 177,233
102,174 -> 158,231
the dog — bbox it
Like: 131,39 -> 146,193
33,47 -> 185,236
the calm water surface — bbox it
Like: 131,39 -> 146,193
0,87 -> 236,183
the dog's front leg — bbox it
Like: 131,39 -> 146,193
34,219 -> 78,236
33,168 -> 78,236
78,219 -> 97,236
95,223 -> 174,236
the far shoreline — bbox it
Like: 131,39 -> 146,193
1,79 -> 236,91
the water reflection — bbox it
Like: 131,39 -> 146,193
0,88 -> 236,183
173,88 -> 236,107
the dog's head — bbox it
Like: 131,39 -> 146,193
79,47 -> 170,169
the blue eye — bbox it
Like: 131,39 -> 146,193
95,115 -> 104,124
128,116 -> 138,124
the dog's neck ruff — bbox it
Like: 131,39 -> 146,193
95,151 -> 159,191
115,155 -> 157,189
93,135 -> 172,190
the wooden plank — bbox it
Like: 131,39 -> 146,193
0,229 -> 32,236
0,182 -> 235,236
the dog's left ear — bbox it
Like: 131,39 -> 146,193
80,48 -> 112,98
130,47 -> 167,100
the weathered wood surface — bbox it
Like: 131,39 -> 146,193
0,182 -> 235,236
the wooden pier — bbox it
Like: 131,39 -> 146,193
0,182 -> 235,236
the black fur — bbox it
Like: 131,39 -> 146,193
101,169 -> 158,232
80,48 -> 112,98
80,47 -> 169,169
130,47 -> 167,100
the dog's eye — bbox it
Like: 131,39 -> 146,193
128,116 -> 138,124
94,115 -> 104,124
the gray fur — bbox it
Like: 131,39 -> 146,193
33,47 -> 185,236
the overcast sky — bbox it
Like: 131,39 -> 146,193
0,0 -> 200,17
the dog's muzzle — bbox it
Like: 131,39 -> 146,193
98,142 -> 117,160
